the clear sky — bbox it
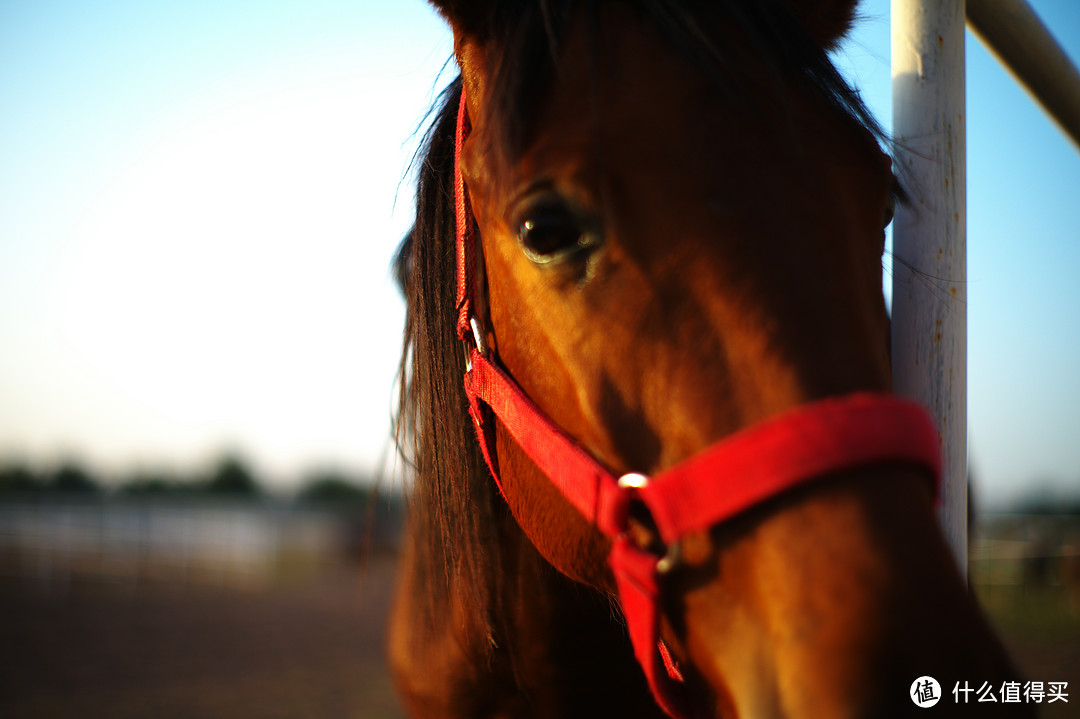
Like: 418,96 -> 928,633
1,1 -> 1077,505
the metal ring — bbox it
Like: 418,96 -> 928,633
617,473 -> 681,573
617,472 -> 649,489
656,540 -> 681,575
470,316 -> 488,357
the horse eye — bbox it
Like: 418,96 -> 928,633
517,208 -> 600,265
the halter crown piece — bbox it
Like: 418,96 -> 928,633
452,87 -> 941,719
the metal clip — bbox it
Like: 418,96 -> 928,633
470,316 -> 488,357
617,473 -> 681,574
464,315 -> 488,372
656,540 -> 681,575
617,472 -> 649,489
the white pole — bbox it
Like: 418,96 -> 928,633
891,0 -> 968,576
967,0 -> 1080,151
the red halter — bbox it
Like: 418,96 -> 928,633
452,88 -> 940,719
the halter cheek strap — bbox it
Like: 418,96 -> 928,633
454,89 -> 481,349
452,86 -> 941,719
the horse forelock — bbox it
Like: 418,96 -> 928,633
456,0 -> 892,183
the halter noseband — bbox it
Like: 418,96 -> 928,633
452,87 -> 940,719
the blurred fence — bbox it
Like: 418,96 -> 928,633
971,513 -> 1080,630
973,514 -> 1080,584
0,496 -> 403,591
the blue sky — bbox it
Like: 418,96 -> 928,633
1,1 -> 1077,505
835,0 -> 1080,507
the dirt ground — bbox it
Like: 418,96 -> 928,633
1002,637 -> 1080,719
2,554 -> 1076,719
974,584 -> 1080,719
0,555 -> 406,719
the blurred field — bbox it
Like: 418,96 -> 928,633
0,554 -> 406,719
1,508 -> 1077,718
971,513 -> 1080,719
977,586 -> 1080,719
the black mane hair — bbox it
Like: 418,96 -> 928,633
394,77 -> 505,637
393,0 -> 893,663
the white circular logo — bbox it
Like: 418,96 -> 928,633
911,676 -> 942,708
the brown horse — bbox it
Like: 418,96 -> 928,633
390,1 -> 1025,717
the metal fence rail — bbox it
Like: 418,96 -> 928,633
891,0 -> 1080,574
968,0 -> 1080,150
0,499 -> 399,589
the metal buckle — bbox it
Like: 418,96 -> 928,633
464,315 -> 488,371
470,316 -> 488,356
617,473 -> 681,574
617,472 -> 649,489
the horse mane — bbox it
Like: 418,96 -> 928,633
394,77 -> 507,645
393,0 -> 896,665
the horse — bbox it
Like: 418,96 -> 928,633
390,1 -> 1026,717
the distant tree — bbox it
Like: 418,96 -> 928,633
117,470 -> 185,496
49,462 -> 100,493
1017,492 -> 1080,516
119,478 -> 172,495
296,472 -> 371,505
205,455 -> 261,496
0,463 -> 43,493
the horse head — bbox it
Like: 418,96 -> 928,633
393,1 -> 1025,716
